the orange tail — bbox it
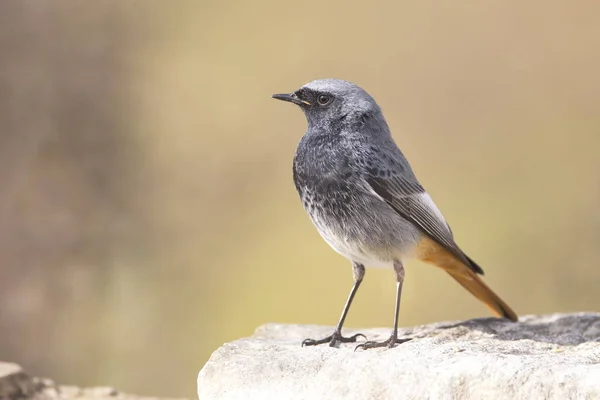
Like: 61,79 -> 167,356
445,268 -> 518,321
416,237 -> 518,322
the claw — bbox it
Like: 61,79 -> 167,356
354,335 -> 412,351
350,333 -> 367,342
302,331 -> 367,347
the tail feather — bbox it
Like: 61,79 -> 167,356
446,269 -> 518,322
415,236 -> 518,322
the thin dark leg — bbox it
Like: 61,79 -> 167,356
302,262 -> 367,347
355,260 -> 412,350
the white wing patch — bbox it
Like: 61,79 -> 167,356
415,192 -> 452,236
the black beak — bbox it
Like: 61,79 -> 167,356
271,93 -> 311,106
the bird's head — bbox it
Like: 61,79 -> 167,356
272,79 -> 384,132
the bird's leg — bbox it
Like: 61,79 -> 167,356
355,260 -> 412,350
302,262 -> 367,347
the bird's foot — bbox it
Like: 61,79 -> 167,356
354,333 -> 411,351
302,330 -> 366,347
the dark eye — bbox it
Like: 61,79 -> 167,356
317,94 -> 331,106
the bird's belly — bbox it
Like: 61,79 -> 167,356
317,226 -> 394,268
306,196 -> 422,268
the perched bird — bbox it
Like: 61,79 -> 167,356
272,79 -> 517,350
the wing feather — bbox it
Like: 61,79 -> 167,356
366,175 -> 484,275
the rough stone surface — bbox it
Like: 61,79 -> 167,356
198,313 -> 600,400
0,362 -> 184,400
0,362 -> 49,400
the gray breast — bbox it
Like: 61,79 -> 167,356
293,137 -> 421,265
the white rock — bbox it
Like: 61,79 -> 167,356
198,313 -> 600,400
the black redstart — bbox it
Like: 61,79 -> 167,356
272,79 -> 517,350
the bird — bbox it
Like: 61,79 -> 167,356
271,79 -> 517,350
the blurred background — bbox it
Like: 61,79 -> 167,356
1,0 -> 599,397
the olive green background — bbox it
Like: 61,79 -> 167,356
1,1 -> 599,398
